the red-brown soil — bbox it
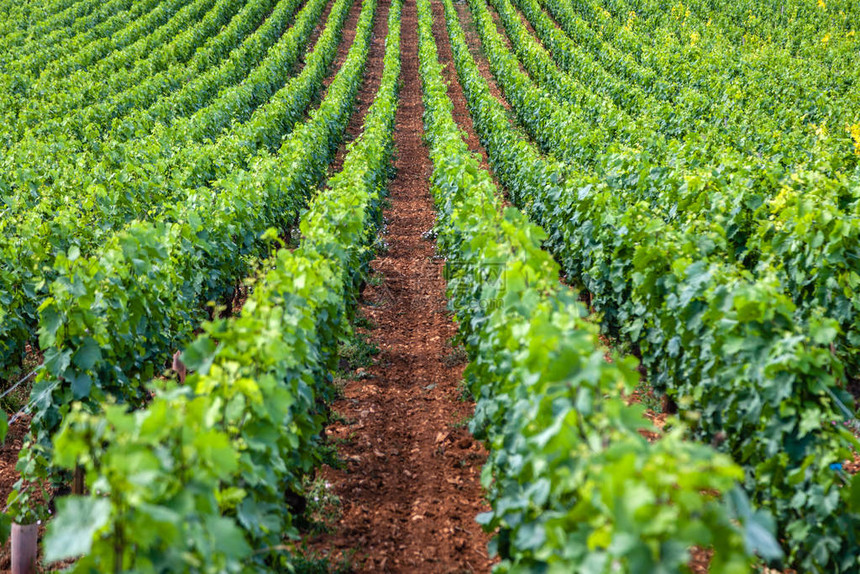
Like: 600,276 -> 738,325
329,0 -> 390,173
307,0 -> 494,571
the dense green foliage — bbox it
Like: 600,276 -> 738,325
32,0 -> 402,569
19,0 -> 372,463
1,0 -> 857,570
442,0 -> 860,569
0,0 -> 321,374
417,0 -> 779,570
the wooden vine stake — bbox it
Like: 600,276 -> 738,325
73,465 -> 85,495
172,351 -> 187,384
11,522 -> 38,574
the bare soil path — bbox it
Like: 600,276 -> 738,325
310,0 -> 494,571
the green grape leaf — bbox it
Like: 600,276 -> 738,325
44,497 -> 111,562
72,338 -> 102,371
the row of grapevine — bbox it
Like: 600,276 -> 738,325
3,0 -> 157,81
505,0 -> 860,375
512,0 -> 853,193
0,0 -> 328,375
483,0 -> 860,359
15,3 -> 403,568
2,0 -> 225,137
516,0 -> 859,176
0,0 -> 106,57
441,0 -> 860,568
649,0 -> 859,58
416,0 -> 778,570
11,0 -> 376,495
561,0 -> 859,127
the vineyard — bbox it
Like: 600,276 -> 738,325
0,0 -> 857,571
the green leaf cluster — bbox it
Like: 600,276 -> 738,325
417,1 -> 773,570
32,1 -> 402,569
441,0 -> 860,568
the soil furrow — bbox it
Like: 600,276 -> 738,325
310,0 -> 494,571
305,0 -> 339,59
329,0 -> 392,173
322,0 -> 365,94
